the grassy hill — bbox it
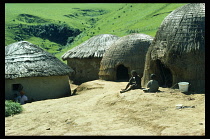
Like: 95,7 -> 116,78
5,3 -> 187,62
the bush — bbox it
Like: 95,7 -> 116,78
5,100 -> 23,117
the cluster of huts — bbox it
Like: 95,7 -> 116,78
5,3 -> 205,102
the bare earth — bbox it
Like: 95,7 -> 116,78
5,80 -> 205,136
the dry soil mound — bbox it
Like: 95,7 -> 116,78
5,80 -> 205,136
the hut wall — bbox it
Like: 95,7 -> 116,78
142,3 -> 205,93
99,34 -> 153,81
168,52 -> 205,93
141,34 -> 205,92
142,52 -> 205,93
67,58 -> 101,83
99,62 -> 144,81
142,33 -> 205,93
5,75 -> 71,101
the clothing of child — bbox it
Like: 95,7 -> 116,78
146,79 -> 159,92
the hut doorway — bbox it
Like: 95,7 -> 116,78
12,84 -> 23,91
116,64 -> 129,81
156,60 -> 173,87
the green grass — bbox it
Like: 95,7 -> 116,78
5,3 -> 125,57
5,3 -> 124,30
56,3 -> 187,61
5,3 -> 187,62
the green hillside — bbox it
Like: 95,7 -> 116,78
5,3 -> 187,62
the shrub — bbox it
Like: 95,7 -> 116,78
5,100 -> 23,117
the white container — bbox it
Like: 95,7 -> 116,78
178,82 -> 189,92
176,104 -> 183,109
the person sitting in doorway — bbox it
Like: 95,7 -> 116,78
19,91 -> 28,105
120,70 -> 141,93
143,74 -> 159,93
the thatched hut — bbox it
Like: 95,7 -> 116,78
141,3 -> 205,93
99,33 -> 153,81
5,41 -> 74,101
62,34 -> 120,83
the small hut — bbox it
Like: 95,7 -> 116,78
141,3 -> 205,93
62,34 -> 120,83
5,41 -> 74,101
99,33 -> 153,81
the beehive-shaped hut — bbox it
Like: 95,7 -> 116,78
99,33 -> 153,81
141,3 -> 205,93
5,41 -> 74,101
62,34 -> 120,83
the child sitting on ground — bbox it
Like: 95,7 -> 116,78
120,70 -> 141,93
143,74 -> 159,92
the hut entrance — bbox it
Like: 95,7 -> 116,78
156,60 -> 173,87
12,84 -> 23,91
116,64 -> 129,81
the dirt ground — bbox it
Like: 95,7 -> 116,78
5,80 -> 205,136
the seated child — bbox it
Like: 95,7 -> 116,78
120,70 -> 141,93
143,74 -> 159,92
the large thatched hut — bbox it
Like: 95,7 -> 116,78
5,41 -> 74,101
62,34 -> 120,83
141,3 -> 205,93
99,33 -> 153,81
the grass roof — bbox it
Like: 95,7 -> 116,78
62,34 -> 120,60
5,41 -> 74,79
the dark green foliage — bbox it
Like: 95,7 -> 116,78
20,23 -> 81,45
17,14 -> 48,23
5,100 -> 23,117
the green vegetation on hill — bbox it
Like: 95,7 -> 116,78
5,3 -> 187,62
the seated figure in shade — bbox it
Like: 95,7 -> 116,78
120,70 -> 141,93
143,74 -> 159,93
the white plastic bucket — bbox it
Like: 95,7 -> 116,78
176,104 -> 183,109
178,82 -> 189,92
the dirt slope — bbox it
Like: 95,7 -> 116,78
5,80 -> 205,136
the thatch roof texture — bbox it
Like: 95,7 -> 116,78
141,3 -> 205,93
5,41 -> 74,79
61,34 -> 120,60
99,33 -> 153,80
